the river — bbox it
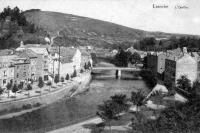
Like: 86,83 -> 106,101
0,62 -> 148,133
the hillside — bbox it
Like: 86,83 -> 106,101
24,10 -> 186,49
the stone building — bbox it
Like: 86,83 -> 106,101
13,57 -> 31,84
0,54 -> 16,88
147,52 -> 166,79
164,47 -> 197,85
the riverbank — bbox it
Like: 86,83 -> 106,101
0,72 -> 91,119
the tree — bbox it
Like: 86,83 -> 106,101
114,47 -> 129,67
88,61 -> 91,68
12,83 -> 18,98
18,82 -> 23,90
26,84 -> 32,97
140,70 -> 157,89
153,90 -> 164,109
54,74 -> 59,84
72,69 -> 77,78
0,87 -> 4,100
61,77 -> 64,82
177,75 -> 192,92
38,77 -> 44,95
97,100 -> 119,133
129,52 -> 141,65
6,82 -> 12,98
110,94 -> 129,113
131,90 -> 146,111
46,81 -> 52,92
65,74 -> 69,80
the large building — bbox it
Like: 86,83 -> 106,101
0,50 -> 17,88
13,57 -> 31,84
164,47 -> 198,85
16,42 -> 50,81
147,52 -> 166,79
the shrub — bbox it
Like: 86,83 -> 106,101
38,77 -> 44,88
22,104 -> 32,109
33,102 -> 41,107
54,74 -> 59,84
61,77 -> 64,82
65,74 -> 69,80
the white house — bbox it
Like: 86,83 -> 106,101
49,47 -> 82,78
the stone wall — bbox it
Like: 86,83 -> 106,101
0,73 -> 91,112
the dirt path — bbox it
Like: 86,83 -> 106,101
47,117 -> 102,133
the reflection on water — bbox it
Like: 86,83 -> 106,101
0,63 -> 148,132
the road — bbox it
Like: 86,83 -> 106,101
47,117 -> 102,133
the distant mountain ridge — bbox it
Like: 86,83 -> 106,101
24,10 -> 196,48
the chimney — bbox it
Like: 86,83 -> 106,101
183,47 -> 187,55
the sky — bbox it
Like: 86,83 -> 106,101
0,0 -> 200,35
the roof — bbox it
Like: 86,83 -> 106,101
16,44 -> 49,55
50,46 -> 77,63
16,49 -> 38,59
0,49 -> 14,56
0,54 -> 18,63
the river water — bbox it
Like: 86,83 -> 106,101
0,62 -> 148,133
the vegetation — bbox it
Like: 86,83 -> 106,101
110,94 -> 130,113
131,90 -> 146,111
114,48 -> 129,67
177,75 -> 192,92
38,77 -> 44,95
17,82 -> 23,90
54,74 -> 59,84
12,83 -> 18,98
26,84 -> 32,97
46,81 -> 52,92
97,100 -> 120,133
128,52 -> 142,65
61,77 -> 64,82
6,82 -> 12,98
140,70 -> 157,89
0,87 -> 3,99
72,69 -> 77,78
0,6 -> 45,49
38,77 -> 44,88
65,74 -> 69,80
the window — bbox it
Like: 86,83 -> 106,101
3,71 -> 6,76
3,79 -> 6,85
23,72 -> 26,77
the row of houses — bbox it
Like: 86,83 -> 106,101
147,47 -> 199,85
0,41 -> 91,88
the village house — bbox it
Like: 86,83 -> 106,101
0,50 -> 17,88
164,47 -> 197,85
146,52 -> 166,79
13,57 -> 31,85
49,46 -> 82,78
16,42 -> 50,81
16,49 -> 39,81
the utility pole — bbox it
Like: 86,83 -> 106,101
58,45 -> 60,78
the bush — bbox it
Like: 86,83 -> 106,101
80,69 -> 84,73
22,104 -> 32,109
54,74 -> 59,84
140,70 -> 157,89
33,102 -> 41,107
61,77 -> 64,82
38,77 -> 44,88
65,74 -> 69,80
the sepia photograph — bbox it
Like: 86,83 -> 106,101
0,0 -> 200,132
